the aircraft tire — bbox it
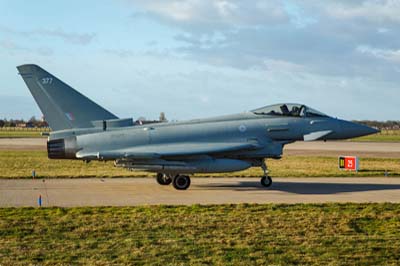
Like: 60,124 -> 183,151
261,175 -> 272,187
156,173 -> 172,185
172,175 -> 191,190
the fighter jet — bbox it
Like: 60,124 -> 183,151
17,64 -> 379,190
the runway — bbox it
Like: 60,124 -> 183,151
1,138 -> 400,157
1,177 -> 400,207
0,138 -> 47,151
284,141 -> 400,158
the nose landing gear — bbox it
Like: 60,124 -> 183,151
260,161 -> 273,188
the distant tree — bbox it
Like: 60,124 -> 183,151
8,121 -> 16,127
37,120 -> 49,128
0,119 -> 4,127
354,120 -> 400,131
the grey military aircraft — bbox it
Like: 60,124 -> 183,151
17,64 -> 379,190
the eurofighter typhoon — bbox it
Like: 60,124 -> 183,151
17,64 -> 379,190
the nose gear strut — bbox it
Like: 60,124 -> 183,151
260,160 -> 272,187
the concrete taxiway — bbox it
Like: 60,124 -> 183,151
1,177 -> 400,207
0,138 -> 47,151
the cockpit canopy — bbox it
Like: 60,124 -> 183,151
251,103 -> 328,118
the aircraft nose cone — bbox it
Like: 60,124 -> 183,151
339,120 -> 379,139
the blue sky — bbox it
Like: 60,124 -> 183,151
1,0 -> 399,121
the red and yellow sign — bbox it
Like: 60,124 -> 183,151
339,156 -> 359,171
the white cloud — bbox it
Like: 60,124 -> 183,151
131,0 -> 289,32
322,0 -> 400,24
130,1 -> 400,81
0,39 -> 21,50
30,29 -> 96,45
121,0 -> 400,120
356,45 -> 400,62
0,25 -> 95,45
0,38 -> 53,56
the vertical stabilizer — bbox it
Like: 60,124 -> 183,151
17,64 -> 118,131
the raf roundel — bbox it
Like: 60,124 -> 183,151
238,125 -> 247,133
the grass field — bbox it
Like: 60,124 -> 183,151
0,128 -> 48,138
351,130 -> 400,142
0,204 -> 399,265
1,150 -> 399,179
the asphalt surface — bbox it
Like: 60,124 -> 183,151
2,138 -> 400,157
1,177 -> 400,207
284,141 -> 400,158
0,138 -> 47,151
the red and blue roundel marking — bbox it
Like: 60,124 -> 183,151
65,112 -> 75,121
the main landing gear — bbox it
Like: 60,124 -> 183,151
156,173 -> 191,190
260,161 -> 273,188
156,173 -> 173,185
156,160 -> 272,190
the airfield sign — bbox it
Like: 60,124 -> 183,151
339,156 -> 359,171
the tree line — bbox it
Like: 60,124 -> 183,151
0,112 -> 168,128
353,120 -> 400,130
0,117 -> 49,128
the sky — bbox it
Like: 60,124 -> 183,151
0,0 -> 399,121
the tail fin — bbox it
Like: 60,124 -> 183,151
17,64 -> 118,131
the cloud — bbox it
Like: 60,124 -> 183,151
131,0 -> 289,33
317,0 -> 400,24
128,0 -> 400,84
0,25 -> 95,45
0,38 -> 53,56
111,0 -> 399,120
28,29 -> 96,45
356,45 -> 400,63
104,48 -> 176,59
0,39 -> 24,50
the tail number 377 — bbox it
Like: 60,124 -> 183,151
41,77 -> 53,84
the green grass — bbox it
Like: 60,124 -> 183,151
1,150 -> 399,179
0,128 -> 48,138
350,130 -> 400,142
0,204 -> 399,265
351,134 -> 400,142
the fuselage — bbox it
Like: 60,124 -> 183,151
48,110 -> 378,165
